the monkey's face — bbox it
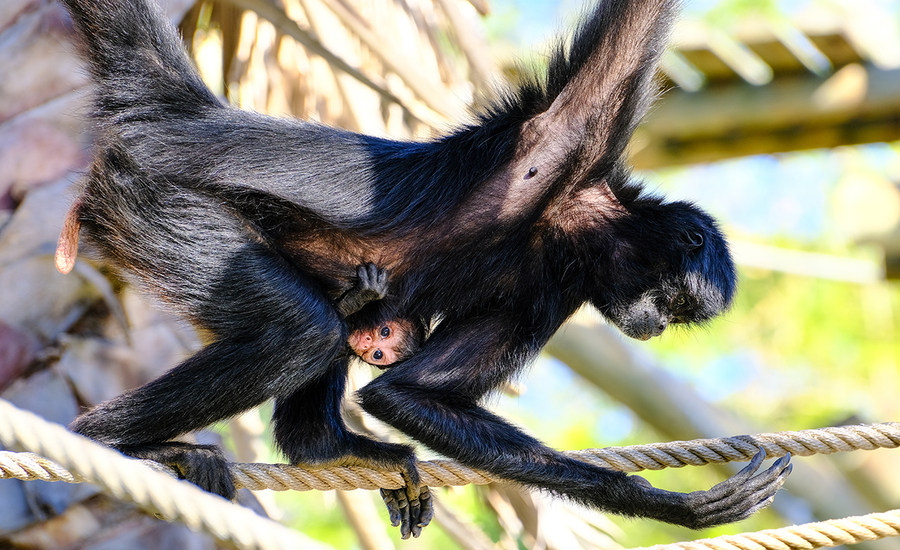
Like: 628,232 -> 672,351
591,201 -> 736,340
348,320 -> 411,367
604,271 -> 730,340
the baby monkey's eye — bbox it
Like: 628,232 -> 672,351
380,326 -> 391,338
373,350 -> 384,361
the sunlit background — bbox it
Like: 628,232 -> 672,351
2,0 -> 900,548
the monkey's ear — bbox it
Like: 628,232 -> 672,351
681,231 -> 704,250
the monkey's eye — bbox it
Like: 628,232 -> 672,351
380,326 -> 391,338
373,350 -> 384,361
672,294 -> 692,313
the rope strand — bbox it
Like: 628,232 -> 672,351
0,399 -> 331,550
639,510 -> 900,550
2,397 -> 900,550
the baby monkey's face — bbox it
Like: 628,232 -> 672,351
348,320 -> 411,367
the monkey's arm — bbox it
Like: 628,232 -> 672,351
337,263 -> 388,317
358,314 -> 791,529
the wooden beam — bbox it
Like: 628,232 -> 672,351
631,65 -> 900,169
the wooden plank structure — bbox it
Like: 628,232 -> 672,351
633,6 -> 900,169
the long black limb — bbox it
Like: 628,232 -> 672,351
272,363 -> 432,538
72,159 -> 350,498
358,316 -> 791,530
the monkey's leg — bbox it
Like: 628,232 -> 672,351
71,234 -> 348,499
272,362 -> 431,538
72,324 -> 347,498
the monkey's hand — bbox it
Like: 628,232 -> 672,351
356,263 -> 389,299
639,447 -> 791,529
380,462 -> 433,539
337,263 -> 389,317
326,450 -> 433,538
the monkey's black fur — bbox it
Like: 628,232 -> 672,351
60,0 -> 791,537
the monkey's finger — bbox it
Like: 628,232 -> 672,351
417,486 -> 434,528
367,265 -> 388,297
696,459 -> 792,526
691,452 -> 792,526
397,492 -> 412,539
358,265 -> 372,286
704,447 -> 766,500
742,461 -> 792,513
732,447 -> 766,480
740,453 -> 792,493
408,495 -> 422,537
380,488 -> 401,527
365,263 -> 379,281
381,487 -> 412,539
713,450 -> 789,503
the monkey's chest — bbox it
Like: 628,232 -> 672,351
280,230 -> 397,298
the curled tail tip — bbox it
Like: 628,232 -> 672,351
56,202 -> 82,275
55,246 -> 76,275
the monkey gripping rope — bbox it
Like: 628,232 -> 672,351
1,397 -> 899,550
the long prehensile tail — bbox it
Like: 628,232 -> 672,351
56,0 -> 222,274
60,0 -> 221,125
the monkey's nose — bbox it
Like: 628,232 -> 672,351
630,314 -> 667,340
349,333 -> 372,352
357,335 -> 373,350
644,319 -> 667,339
655,317 -> 668,335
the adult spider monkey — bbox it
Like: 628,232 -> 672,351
57,0 -> 792,539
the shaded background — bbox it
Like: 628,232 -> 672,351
2,0 -> 900,548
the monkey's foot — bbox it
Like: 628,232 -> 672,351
118,442 -> 236,500
647,447 -> 792,529
375,459 -> 433,539
380,484 -> 433,539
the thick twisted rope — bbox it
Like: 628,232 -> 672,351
565,423 -> 900,473
640,510 -> 900,550
0,399 -> 332,550
7,422 -> 900,490
225,422 -> 900,490
3,396 -> 900,550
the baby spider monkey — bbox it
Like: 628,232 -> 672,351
340,264 -> 427,367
